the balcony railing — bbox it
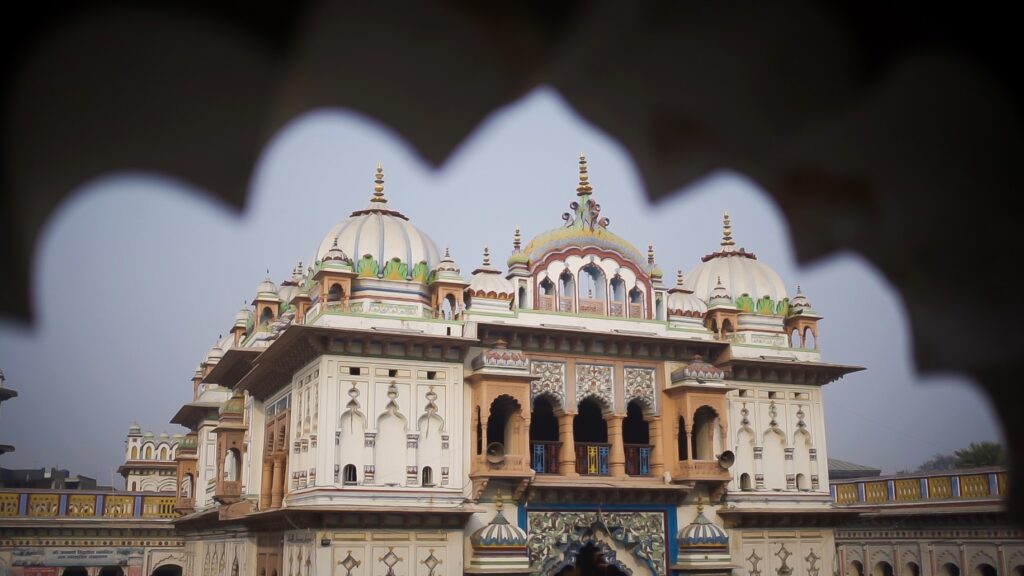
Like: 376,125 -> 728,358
558,296 -> 574,312
671,459 -> 733,482
628,303 -> 643,318
831,468 -> 1007,506
625,444 -> 652,476
575,443 -> 611,476
578,298 -> 604,315
0,489 -> 179,519
537,295 -> 556,311
609,302 -> 624,317
531,441 -> 560,474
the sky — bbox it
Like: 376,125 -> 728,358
0,87 -> 1002,487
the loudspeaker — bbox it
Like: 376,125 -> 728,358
718,450 -> 735,469
486,442 -> 506,464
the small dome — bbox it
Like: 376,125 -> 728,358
679,506 -> 729,548
314,163 -> 440,281
468,248 -> 515,299
206,341 -> 224,364
322,239 -> 352,265
471,501 -> 527,548
707,277 -> 734,308
172,433 -> 185,441
667,271 -> 708,317
219,392 -> 245,417
685,212 -> 788,309
255,277 -> 280,301
789,285 -> 815,315
143,431 -> 154,438
433,248 -> 463,281
128,423 -> 141,435
234,306 -> 251,327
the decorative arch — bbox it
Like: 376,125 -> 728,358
130,446 -> 139,460
530,394 -> 561,473
487,394 -> 523,454
850,560 -> 866,576
416,387 -> 444,485
144,444 -> 154,460
223,448 -> 240,482
970,551 -> 999,575
902,562 -> 921,576
873,561 -> 895,576
550,539 -> 633,576
691,405 -> 720,461
374,383 -> 408,485
762,427 -> 787,490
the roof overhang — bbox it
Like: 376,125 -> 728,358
170,401 -> 222,428
236,324 -> 475,400
719,357 -> 864,386
202,348 -> 260,387
717,506 -> 862,528
173,503 -> 480,532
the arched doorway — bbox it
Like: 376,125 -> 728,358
62,569 -> 88,576
98,567 -> 125,576
555,541 -> 630,576
574,398 -> 609,476
973,564 -> 998,576
152,566 -> 184,576
530,395 -> 560,473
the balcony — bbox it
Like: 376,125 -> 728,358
832,468 -> 1007,506
670,459 -> 732,483
214,480 -> 241,504
628,303 -> 643,318
578,298 -> 604,315
175,497 -> 195,514
531,441 -> 561,474
575,443 -> 611,476
537,295 -> 556,311
625,444 -> 651,476
558,296 -> 574,312
471,454 -> 530,477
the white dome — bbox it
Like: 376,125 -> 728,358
468,248 -> 514,299
685,212 -> 787,305
667,271 -> 708,317
314,164 -> 440,280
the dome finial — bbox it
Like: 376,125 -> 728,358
513,226 -> 522,252
495,489 -> 504,511
576,152 -> 592,196
371,161 -> 387,204
482,246 -> 491,267
676,269 -> 685,287
648,243 -> 655,265
721,210 -> 735,247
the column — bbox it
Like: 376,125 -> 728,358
648,416 -> 664,477
607,414 -> 626,477
260,460 -> 273,509
271,455 -> 284,508
558,412 -> 578,477
754,446 -> 765,489
784,447 -> 795,490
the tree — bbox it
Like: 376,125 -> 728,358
915,441 -> 1005,472
916,452 -> 958,472
954,441 -> 1005,468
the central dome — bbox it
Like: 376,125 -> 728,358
685,212 -> 788,310
314,163 -> 441,280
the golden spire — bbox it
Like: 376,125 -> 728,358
371,161 -> 387,204
696,496 -> 705,513
576,152 -> 593,196
721,210 -> 734,247
648,243 -> 655,265
495,488 -> 504,511
513,226 -> 522,252
676,269 -> 685,287
482,246 -> 491,267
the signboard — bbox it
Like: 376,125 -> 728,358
11,546 -> 143,567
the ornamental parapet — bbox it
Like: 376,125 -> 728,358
0,489 -> 179,520
830,467 -> 1007,507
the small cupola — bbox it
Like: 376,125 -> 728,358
467,247 -> 515,315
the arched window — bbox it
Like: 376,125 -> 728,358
904,563 -> 921,576
421,466 -> 433,486
850,561 -> 865,576
973,565 -> 997,576
873,562 -> 895,576
677,416 -> 688,461
791,328 -> 801,348
130,446 -> 139,460
655,296 -> 665,320
130,481 -> 137,491
610,276 -> 626,316
487,395 -> 521,458
796,473 -> 810,491
540,277 -> 555,295
804,327 -> 816,349
529,396 -> 560,474
558,270 -> 575,312
740,473 -> 752,490
691,406 -> 719,460
517,285 -> 527,309
440,296 -> 453,320
578,264 -> 606,314
623,400 -> 650,476
260,306 -> 273,326
144,445 -> 153,459
628,286 -> 643,318
343,464 -> 357,484
574,398 -> 609,476
722,318 -> 735,336
159,446 -> 168,460
224,449 -> 240,482
327,283 -> 343,302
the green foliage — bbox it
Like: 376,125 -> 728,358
954,441 -> 1005,468
916,441 -> 1005,472
776,298 -> 790,317
755,295 -> 774,315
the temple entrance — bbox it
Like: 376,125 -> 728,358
555,542 -> 631,576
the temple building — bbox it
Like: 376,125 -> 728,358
119,426 -> 182,493
154,156 -> 862,576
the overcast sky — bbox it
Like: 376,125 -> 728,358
0,88 -> 1002,487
